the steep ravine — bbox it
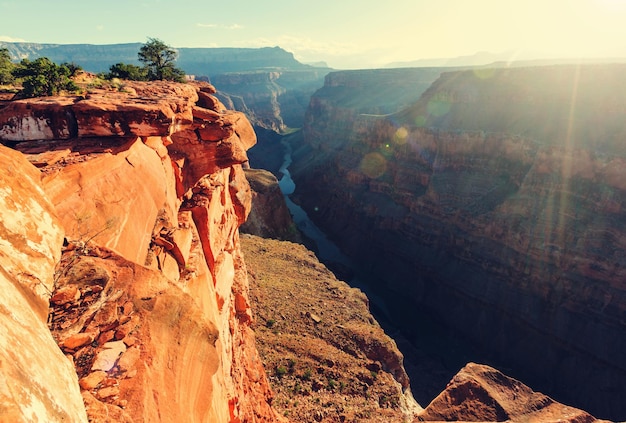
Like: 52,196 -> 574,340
239,164 -> 609,423
290,64 -> 626,421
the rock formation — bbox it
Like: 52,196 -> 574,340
240,168 -> 302,242
290,64 -> 626,420
0,80 -> 281,422
417,363 -> 610,423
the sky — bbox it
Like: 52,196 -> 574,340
1,0 -> 626,69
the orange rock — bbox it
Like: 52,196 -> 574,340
97,330 -> 116,346
97,386 -> 119,400
62,332 -> 96,350
1,81 -> 281,423
0,145 -> 87,422
82,391 -> 132,423
50,285 -> 81,305
118,347 -> 141,373
80,371 -> 107,390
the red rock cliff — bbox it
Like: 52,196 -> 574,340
0,81 -> 282,422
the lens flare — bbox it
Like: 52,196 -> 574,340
414,115 -> 427,127
473,68 -> 496,80
394,127 -> 409,145
360,152 -> 387,179
427,99 -> 451,117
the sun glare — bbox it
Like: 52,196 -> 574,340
596,0 -> 626,9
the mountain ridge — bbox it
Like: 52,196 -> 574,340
0,41 -> 320,75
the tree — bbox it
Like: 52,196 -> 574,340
11,58 -> 80,98
106,62 -> 148,81
0,47 -> 15,85
138,38 -> 185,82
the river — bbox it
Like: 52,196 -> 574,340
275,137 -> 477,405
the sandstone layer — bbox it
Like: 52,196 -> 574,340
0,144 -> 87,422
291,64 -> 626,420
0,80 -> 281,422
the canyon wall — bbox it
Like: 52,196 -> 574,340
244,67 -> 448,177
213,69 -> 329,132
0,81 -> 280,422
290,64 -> 626,420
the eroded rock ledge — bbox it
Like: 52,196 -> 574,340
0,80 -> 280,422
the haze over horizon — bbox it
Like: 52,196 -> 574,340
2,0 -> 626,69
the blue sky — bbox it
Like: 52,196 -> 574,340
2,0 -> 626,68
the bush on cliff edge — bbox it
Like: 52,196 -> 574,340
103,38 -> 185,83
11,58 -> 81,98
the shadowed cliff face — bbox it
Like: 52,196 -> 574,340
290,64 -> 626,420
0,80 -> 282,422
240,168 -> 302,242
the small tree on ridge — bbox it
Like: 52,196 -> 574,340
138,38 -> 185,82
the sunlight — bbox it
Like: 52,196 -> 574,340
595,0 -> 626,10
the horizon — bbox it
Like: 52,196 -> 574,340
2,0 -> 626,69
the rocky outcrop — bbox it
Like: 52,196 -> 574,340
291,64 -> 626,420
240,168 -> 302,242
0,145 -> 88,423
0,80 -> 281,422
418,363 -> 609,423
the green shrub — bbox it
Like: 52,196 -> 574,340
275,365 -> 287,378
11,58 -> 81,98
0,47 -> 15,85
105,62 -> 148,81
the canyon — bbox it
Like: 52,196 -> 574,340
289,64 -> 626,421
0,56 -> 621,422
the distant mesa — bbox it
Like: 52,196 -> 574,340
0,41 -> 329,76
